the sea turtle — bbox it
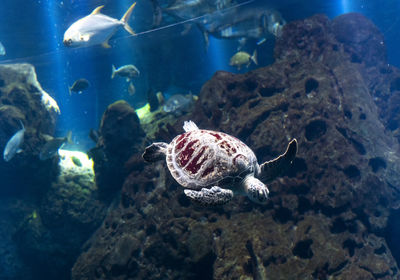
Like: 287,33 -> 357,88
142,121 -> 297,206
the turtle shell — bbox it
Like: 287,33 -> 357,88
166,129 -> 258,190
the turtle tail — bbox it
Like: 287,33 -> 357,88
142,142 -> 168,162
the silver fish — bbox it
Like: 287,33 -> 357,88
3,121 -> 25,162
163,93 -> 197,115
39,131 -> 72,160
63,3 -> 136,48
166,0 -> 233,20
198,2 -> 286,49
128,82 -> 136,95
0,42 -> 5,56
111,64 -> 140,81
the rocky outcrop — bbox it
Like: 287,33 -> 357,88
0,63 -> 61,195
0,64 -> 107,280
72,13 -> 400,280
13,150 -> 107,280
93,100 -> 145,198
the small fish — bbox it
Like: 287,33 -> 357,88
0,41 -> 5,56
147,88 -> 159,112
39,131 -> 72,160
63,3 -> 136,48
71,156 -> 82,167
3,120 -> 25,162
163,93 -> 198,116
111,64 -> 140,81
229,50 -> 257,70
128,82 -> 136,95
69,78 -> 90,95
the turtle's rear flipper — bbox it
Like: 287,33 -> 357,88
259,139 -> 297,182
184,186 -> 233,206
142,142 -> 168,162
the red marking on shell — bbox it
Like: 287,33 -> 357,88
219,140 -> 237,156
233,154 -> 248,167
201,165 -> 215,178
176,133 -> 185,142
185,146 -> 207,174
178,139 -> 198,167
209,132 -> 222,140
175,134 -> 188,151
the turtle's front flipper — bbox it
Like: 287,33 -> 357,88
259,139 -> 297,182
184,186 -> 233,206
142,142 -> 168,162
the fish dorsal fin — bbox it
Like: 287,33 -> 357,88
102,40 -> 111,48
90,5 -> 104,15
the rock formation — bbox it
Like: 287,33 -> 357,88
71,13 -> 400,280
92,100 -> 145,198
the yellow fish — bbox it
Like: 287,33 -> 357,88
63,3 -> 136,48
229,50 -> 257,70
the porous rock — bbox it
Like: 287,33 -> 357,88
72,13 -> 400,279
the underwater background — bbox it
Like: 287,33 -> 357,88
1,0 -> 400,279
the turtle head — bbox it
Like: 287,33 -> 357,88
243,175 -> 269,204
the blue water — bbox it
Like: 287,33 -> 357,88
1,0 -> 400,279
0,0 -> 399,151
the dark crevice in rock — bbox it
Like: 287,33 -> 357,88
273,207 -> 294,224
288,184 -> 310,195
243,78 -> 258,92
330,217 -> 358,234
328,260 -> 348,275
385,209 -> 400,268
259,86 -> 284,97
313,202 -> 349,217
312,263 -> 329,279
178,193 -> 191,207
190,251 -> 216,280
305,78 -> 319,93
335,126 -> 366,155
374,245 -> 386,255
244,240 -> 258,279
297,196 -> 312,214
342,165 -> 361,180
390,77 -> 400,92
262,255 -> 287,267
305,119 -> 327,141
344,109 -> 352,119
349,138 -> 366,155
292,239 -> 313,259
368,157 -> 387,172
342,239 -> 363,257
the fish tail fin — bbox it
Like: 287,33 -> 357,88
65,131 -> 73,144
111,65 -> 116,79
68,86 -> 72,95
251,50 -> 258,65
19,120 -> 24,130
121,2 -> 136,36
